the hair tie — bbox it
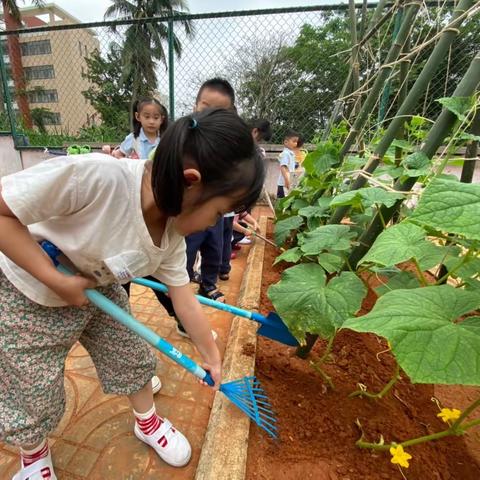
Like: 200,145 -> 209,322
189,118 -> 198,129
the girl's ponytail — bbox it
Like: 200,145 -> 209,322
151,115 -> 192,216
131,99 -> 141,138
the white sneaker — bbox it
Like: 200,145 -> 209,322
151,375 -> 162,395
176,324 -> 218,341
12,451 -> 57,480
238,237 -> 252,245
134,418 -> 191,467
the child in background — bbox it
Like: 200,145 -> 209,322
292,133 -> 307,189
0,109 -> 264,479
104,97 -> 168,159
219,119 -> 271,279
277,130 -> 300,199
185,78 -> 236,303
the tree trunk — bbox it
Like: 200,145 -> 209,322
2,1 -> 32,129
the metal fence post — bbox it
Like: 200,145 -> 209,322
0,40 -> 18,140
168,19 -> 175,120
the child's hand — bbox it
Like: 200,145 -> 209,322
101,145 -> 111,154
201,360 -> 222,391
49,274 -> 97,307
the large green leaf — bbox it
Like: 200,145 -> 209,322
437,96 -> 475,122
303,151 -> 338,176
317,252 -> 344,273
273,247 -> 303,265
374,271 -> 421,296
268,264 -> 366,342
300,225 -> 356,255
274,215 -> 304,246
359,222 -> 445,270
330,187 -> 405,209
410,178 -> 480,241
343,286 -> 480,385
402,152 -> 431,177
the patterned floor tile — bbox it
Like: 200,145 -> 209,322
0,237 -> 253,479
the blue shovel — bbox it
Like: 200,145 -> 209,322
132,277 -> 299,347
41,241 -> 278,438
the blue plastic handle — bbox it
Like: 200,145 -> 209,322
133,277 -> 263,322
40,242 -> 214,386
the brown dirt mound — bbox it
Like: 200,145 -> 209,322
246,221 -> 480,480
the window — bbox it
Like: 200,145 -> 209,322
43,112 -> 61,125
21,40 -> 52,56
24,65 -> 55,80
28,89 -> 58,103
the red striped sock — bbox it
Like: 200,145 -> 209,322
134,405 -> 163,436
134,406 -> 171,447
21,440 -> 52,478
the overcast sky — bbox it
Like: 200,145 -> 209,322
25,1 -> 343,23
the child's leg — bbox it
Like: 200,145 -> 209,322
199,218 -> 224,296
185,231 -> 206,280
79,283 -> 191,467
219,216 -> 234,278
0,271 -> 91,478
277,185 -> 285,198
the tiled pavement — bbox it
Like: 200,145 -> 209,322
0,246 -> 250,480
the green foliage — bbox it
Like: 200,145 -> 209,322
410,178 -> 480,240
82,43 -> 131,132
344,286 -> 480,385
374,271 -> 421,296
274,216 -> 304,246
330,187 -> 405,209
104,0 -> 193,100
300,225 -> 356,255
359,222 -> 446,270
437,96 -> 476,122
268,264 -> 366,342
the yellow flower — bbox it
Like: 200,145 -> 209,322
437,408 -> 462,423
390,444 -> 412,468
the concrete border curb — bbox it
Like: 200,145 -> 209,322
195,216 -> 268,480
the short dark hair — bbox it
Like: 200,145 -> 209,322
296,134 -> 305,148
151,109 -> 264,217
250,119 -> 272,142
132,97 -> 169,138
195,78 -> 235,107
284,130 -> 300,141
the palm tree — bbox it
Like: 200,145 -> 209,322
1,0 -> 44,128
104,0 -> 193,101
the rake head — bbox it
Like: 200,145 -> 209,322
220,376 -> 278,438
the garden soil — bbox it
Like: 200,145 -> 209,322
246,221 -> 480,480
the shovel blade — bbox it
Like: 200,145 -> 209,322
257,312 -> 299,347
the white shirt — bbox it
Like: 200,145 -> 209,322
0,154 -> 189,306
277,148 -> 296,187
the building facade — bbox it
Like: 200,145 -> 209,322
1,3 -> 100,134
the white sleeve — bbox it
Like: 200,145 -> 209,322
151,237 -> 190,287
1,157 -> 78,225
279,151 -> 289,168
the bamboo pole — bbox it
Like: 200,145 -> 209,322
347,53 -> 480,270
339,1 -> 421,160
460,109 -> 480,184
328,0 -> 476,225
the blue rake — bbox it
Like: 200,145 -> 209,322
40,241 -> 278,438
132,277 -> 299,347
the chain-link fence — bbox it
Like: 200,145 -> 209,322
0,2 -> 477,148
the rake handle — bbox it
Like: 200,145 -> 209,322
132,277 -> 267,324
40,242 -> 215,387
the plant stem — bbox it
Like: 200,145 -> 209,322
350,363 -> 400,399
413,258 -> 428,286
450,397 -> 480,430
310,360 -> 335,390
357,396 -> 480,451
